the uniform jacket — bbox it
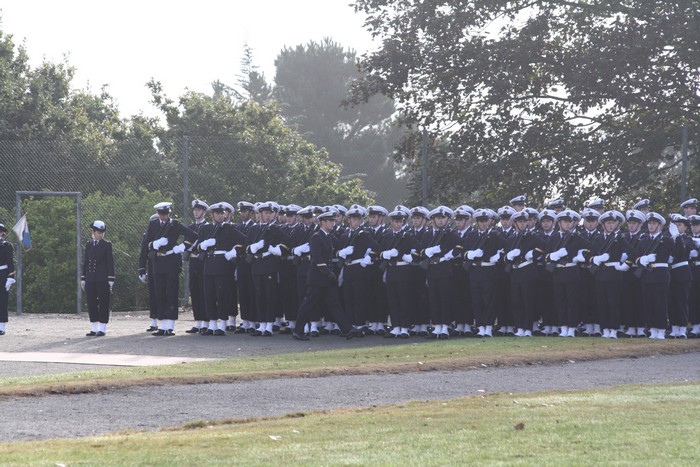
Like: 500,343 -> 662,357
245,222 -> 291,275
82,239 -> 115,283
306,229 -> 339,287
546,230 -> 591,284
0,238 -> 16,279
634,232 -> 673,284
138,218 -> 198,275
198,222 -> 247,276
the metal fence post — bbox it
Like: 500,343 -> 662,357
681,124 -> 689,203
76,192 -> 82,315
182,135 -> 190,306
422,129 -> 429,206
15,194 -> 22,315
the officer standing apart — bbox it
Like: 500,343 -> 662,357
138,202 -> 198,336
0,224 -> 16,335
81,221 -> 115,337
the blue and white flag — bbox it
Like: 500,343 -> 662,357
12,215 -> 32,251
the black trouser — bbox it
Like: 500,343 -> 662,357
189,269 -> 206,322
204,274 -> 233,321
579,270 -> 598,324
641,281 -> 669,329
511,277 -> 536,330
453,268 -> 473,326
495,269 -> 512,327
280,264 -> 298,321
413,268 -> 429,325
367,267 -> 388,322
295,285 -> 351,334
253,273 -> 279,323
237,271 -> 255,322
0,272 -> 9,323
386,278 -> 415,328
427,275 -> 454,326
537,269 -> 556,326
154,270 -> 180,320
622,274 -> 642,327
690,278 -> 700,325
343,273 -> 371,326
553,282 -> 579,327
86,281 -> 110,323
148,261 -> 158,320
669,280 -> 690,327
595,280 -> 621,330
470,267 -> 498,327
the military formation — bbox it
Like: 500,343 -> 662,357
133,195 -> 700,341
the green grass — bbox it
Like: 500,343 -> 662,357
1,337 -> 698,397
1,383 -> 697,465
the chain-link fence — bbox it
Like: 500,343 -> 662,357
0,137 -> 411,313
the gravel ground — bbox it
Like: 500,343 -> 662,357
0,313 -> 698,442
1,353 -> 698,442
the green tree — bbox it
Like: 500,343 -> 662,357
147,80 -> 371,207
236,43 -> 273,105
274,38 -> 407,207
350,0 -> 699,209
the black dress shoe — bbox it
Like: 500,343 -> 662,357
86,331 -> 97,336
151,329 -> 166,336
95,331 -> 106,337
0,330 -> 5,335
310,330 -> 320,338
345,328 -> 363,339
164,330 -> 175,336
273,325 -> 281,332
185,327 -> 200,334
418,331 -> 429,337
292,332 -> 310,341
330,328 -> 342,335
262,330 -> 273,337
375,328 -> 386,336
234,327 -> 247,334
213,329 -> 226,336
384,333 -> 398,338
146,326 -> 158,332
425,333 -> 438,339
278,327 -> 292,334
225,325 -> 235,331
251,329 -> 263,336
201,329 -> 214,336
438,333 -> 449,340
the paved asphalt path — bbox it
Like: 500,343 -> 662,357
1,353 -> 698,442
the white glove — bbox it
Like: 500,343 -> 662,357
525,250 -> 534,261
668,255 -> 674,264
360,255 -> 373,267
401,253 -> 413,263
489,250 -> 502,263
620,252 -> 628,263
386,248 -> 399,258
614,262 -> 630,272
172,243 -> 186,254
80,280 -> 85,290
250,239 -> 265,254
268,245 -> 282,256
108,281 -> 114,289
592,253 -> 610,266
381,250 -> 393,260
550,247 -> 568,261
199,238 -> 216,250
139,274 -> 147,283
338,246 -> 354,258
693,238 -> 700,247
152,237 -> 168,249
506,249 -> 521,261
293,243 -> 310,256
669,222 -> 679,240
639,253 -> 656,267
225,248 -> 238,261
440,250 -> 454,262
690,249 -> 699,259
573,250 -> 586,264
424,245 -> 441,258
466,248 -> 484,260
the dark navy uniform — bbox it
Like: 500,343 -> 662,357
634,228 -> 673,334
138,217 -> 198,325
82,237 -> 115,326
338,227 -> 380,327
186,219 -> 208,329
0,230 -> 16,331
505,230 -> 546,335
380,226 -> 420,335
235,218 -> 255,329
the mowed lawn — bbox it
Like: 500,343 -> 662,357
0,383 -> 697,465
1,337 -> 698,397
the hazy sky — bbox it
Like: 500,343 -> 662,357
0,0 -> 375,118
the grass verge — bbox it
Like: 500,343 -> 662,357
0,382 -> 697,465
1,338 -> 698,398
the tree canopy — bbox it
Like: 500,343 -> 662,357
350,0 -> 699,210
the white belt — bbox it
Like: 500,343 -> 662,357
477,261 -> 496,267
157,249 -> 175,256
394,261 -> 410,266
604,262 -> 618,267
347,258 -> 363,266
556,262 -> 576,268
286,256 -> 297,261
650,263 -> 668,268
189,254 -> 199,258
259,252 -> 271,258
671,261 -> 688,269
212,250 -> 228,255
512,260 -> 533,269
0,265 -> 7,270
693,261 -> 700,266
